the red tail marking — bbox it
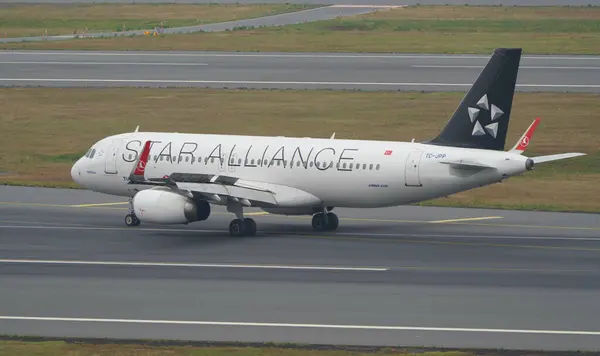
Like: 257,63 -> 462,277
515,117 -> 540,151
134,140 -> 152,176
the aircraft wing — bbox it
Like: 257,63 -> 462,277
127,141 -> 319,208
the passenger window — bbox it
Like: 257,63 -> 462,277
376,164 -> 380,170
369,164 -> 373,170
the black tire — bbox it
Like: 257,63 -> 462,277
326,212 -> 339,230
243,218 -> 257,236
125,214 -> 139,226
229,219 -> 246,237
311,213 -> 325,230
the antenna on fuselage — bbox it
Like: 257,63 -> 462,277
330,132 -> 336,139
134,125 -> 140,132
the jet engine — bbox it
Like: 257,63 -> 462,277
132,187 -> 210,224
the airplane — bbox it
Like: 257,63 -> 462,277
70,48 -> 585,237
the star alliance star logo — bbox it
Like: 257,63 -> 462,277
467,94 -> 503,139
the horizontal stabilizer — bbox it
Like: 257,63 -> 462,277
439,159 -> 494,170
531,152 -> 586,163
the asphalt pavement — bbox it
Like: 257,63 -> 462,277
0,0 -> 597,5
1,186 -> 599,351
1,50 -> 599,92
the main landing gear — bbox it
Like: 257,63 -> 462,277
227,200 -> 256,237
125,198 -> 140,226
311,211 -> 339,231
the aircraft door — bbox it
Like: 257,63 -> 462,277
104,138 -> 122,174
404,151 -> 423,187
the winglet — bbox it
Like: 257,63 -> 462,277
509,117 -> 540,154
129,140 -> 152,181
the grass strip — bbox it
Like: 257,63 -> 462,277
1,339 -> 593,356
0,3 -> 317,38
0,88 -> 598,213
2,5 -> 600,54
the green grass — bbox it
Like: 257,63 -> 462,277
1,339 -> 593,356
2,5 -> 600,54
0,88 -> 598,213
0,3 -> 317,38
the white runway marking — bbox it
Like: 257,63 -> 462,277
2,51 -> 600,60
1,316 -> 599,335
0,78 -> 598,88
0,258 -> 388,271
0,61 -> 209,66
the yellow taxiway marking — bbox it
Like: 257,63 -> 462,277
1,201 -> 599,231
245,212 -> 270,216
429,216 -> 503,223
69,202 -> 129,207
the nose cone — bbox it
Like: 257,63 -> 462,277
71,159 -> 82,185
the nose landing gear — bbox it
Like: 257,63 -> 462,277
125,198 -> 140,226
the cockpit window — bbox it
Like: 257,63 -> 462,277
89,149 -> 96,158
85,149 -> 91,158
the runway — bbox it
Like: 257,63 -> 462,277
1,0 -> 598,5
1,50 -> 600,92
1,186 -> 600,351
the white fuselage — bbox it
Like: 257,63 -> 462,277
71,132 -> 531,209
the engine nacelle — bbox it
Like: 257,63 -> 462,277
133,187 -> 205,224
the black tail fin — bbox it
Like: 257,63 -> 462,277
426,48 -> 522,151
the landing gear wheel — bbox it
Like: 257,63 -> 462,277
326,212 -> 339,230
243,218 -> 257,236
312,212 -> 338,231
312,213 -> 325,230
229,219 -> 246,237
229,218 -> 257,236
125,213 -> 140,226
